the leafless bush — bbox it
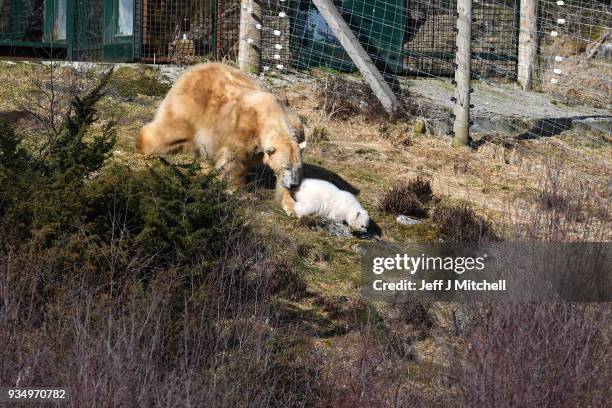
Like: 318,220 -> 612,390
12,63 -> 98,159
378,177 -> 433,217
446,303 -> 611,407
309,125 -> 331,144
316,75 -> 363,120
535,164 -> 587,222
319,318 -> 451,408
510,160 -> 609,241
319,328 -> 409,408
431,205 -> 499,243
314,295 -> 369,333
315,74 -> 391,121
389,298 -> 433,333
0,225 -> 316,407
378,122 -> 413,148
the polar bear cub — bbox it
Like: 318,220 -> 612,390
294,178 -> 370,230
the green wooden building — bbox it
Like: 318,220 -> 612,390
0,0 -> 226,62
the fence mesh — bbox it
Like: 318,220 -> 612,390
138,0 -> 216,63
0,0 -> 609,137
251,0 -> 609,145
258,0 -> 520,79
73,0 -> 105,61
536,0 -> 611,108
0,0 -> 45,42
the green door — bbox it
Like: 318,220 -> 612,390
103,0 -> 135,61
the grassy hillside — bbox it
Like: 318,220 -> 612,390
0,62 -> 609,406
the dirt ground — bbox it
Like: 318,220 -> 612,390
1,61 -> 610,388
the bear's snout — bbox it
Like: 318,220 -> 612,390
282,167 -> 302,189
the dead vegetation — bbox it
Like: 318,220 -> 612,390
378,177 -> 433,217
448,303 -> 611,407
0,61 -> 610,406
431,205 -> 499,243
539,31 -> 612,109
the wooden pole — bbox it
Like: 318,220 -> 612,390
452,0 -> 473,147
517,0 -> 538,90
313,0 -> 401,114
239,0 -> 261,73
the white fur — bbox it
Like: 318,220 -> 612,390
293,178 -> 370,230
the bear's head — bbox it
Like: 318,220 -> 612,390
261,131 -> 307,189
249,93 -> 307,189
347,208 -> 370,231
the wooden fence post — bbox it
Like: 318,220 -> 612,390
239,0 -> 261,73
452,0 -> 473,147
517,0 -> 538,90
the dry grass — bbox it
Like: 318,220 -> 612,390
1,61 -> 610,406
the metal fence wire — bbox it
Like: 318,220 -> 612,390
73,0 -> 105,61
0,0 -> 608,87
0,0 -> 45,42
263,0 -> 519,78
0,0 -> 519,77
71,0 -> 222,63
139,0 -> 216,63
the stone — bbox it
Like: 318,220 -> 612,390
396,215 -> 423,226
323,220 -> 352,238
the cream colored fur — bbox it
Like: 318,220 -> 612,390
293,178 -> 370,230
135,63 -> 305,215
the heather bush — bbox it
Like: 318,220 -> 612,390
431,205 -> 499,243
378,177 -> 433,217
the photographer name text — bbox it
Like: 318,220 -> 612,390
372,279 -> 506,292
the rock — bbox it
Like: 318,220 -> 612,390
396,215 -> 423,226
352,244 -> 367,255
323,220 -> 352,238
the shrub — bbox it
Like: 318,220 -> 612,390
447,303 -> 611,407
309,125 -> 331,144
431,205 -> 498,243
0,73 -> 314,407
535,165 -> 585,223
378,177 -> 433,217
315,73 -> 392,121
390,298 -> 433,330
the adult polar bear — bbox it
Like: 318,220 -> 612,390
135,63 -> 306,216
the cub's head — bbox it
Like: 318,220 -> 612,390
347,208 -> 370,231
261,134 -> 307,189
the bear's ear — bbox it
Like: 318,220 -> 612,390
299,141 -> 307,150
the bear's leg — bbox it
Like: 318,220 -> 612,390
215,149 -> 247,192
276,180 -> 296,217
